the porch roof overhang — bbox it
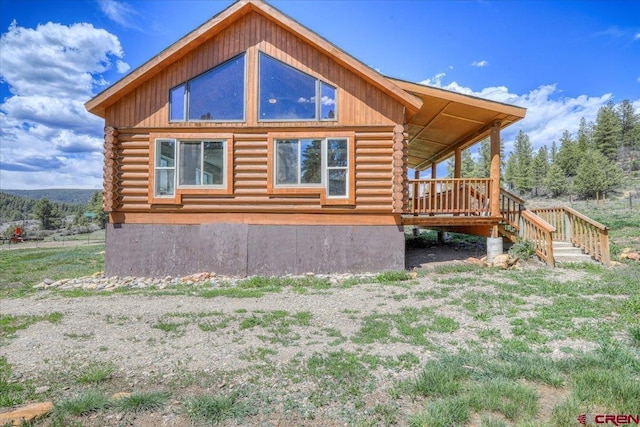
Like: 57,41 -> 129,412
387,78 -> 526,171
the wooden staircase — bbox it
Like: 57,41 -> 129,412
499,189 -> 610,267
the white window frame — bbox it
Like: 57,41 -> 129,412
274,137 -> 349,199
177,140 -> 227,189
153,139 -> 227,198
154,139 -> 176,198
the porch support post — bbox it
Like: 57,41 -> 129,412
490,121 -> 501,237
413,169 -> 419,215
430,162 -> 437,217
454,147 -> 462,178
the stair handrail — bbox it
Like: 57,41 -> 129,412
499,188 -> 525,229
520,209 -> 556,267
531,206 -> 610,265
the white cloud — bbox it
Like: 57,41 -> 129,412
116,60 -> 131,74
471,60 -> 489,68
321,96 -> 335,106
419,73 -> 617,154
0,21 -> 127,189
635,32 -> 640,40
97,0 -> 140,30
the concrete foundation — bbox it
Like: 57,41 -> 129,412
486,237 -> 504,262
105,223 -> 405,277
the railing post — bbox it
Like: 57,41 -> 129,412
601,230 -> 610,266
546,230 -> 555,267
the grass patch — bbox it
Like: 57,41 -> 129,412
375,270 -> 412,284
468,378 -> 539,421
0,356 -> 34,407
238,310 -> 311,345
432,264 -> 484,274
54,390 -> 111,417
352,307 -> 438,346
183,391 -> 253,424
304,350 -> 374,407
75,362 -> 115,384
408,397 -> 470,427
412,357 -> 470,397
0,245 -> 104,297
113,391 -> 170,413
0,312 -> 63,340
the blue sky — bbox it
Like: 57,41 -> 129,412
1,0 -> 639,189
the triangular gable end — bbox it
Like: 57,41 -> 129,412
85,0 -> 422,118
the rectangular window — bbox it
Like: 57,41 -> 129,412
179,141 -> 225,187
154,140 -> 176,197
320,82 -> 337,121
274,137 -> 348,198
326,139 -> 348,196
154,139 -> 226,199
169,84 -> 186,122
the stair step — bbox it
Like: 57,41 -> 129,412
554,254 -> 596,263
552,241 -> 595,264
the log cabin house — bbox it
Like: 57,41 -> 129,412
86,0 -> 609,277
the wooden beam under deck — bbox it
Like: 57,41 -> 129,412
401,215 -> 502,227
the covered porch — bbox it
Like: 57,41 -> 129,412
391,78 -> 526,237
393,79 -> 611,267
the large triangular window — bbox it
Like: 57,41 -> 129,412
169,53 -> 245,122
259,53 -> 336,121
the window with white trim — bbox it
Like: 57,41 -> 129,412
274,137 -> 349,197
154,139 -> 226,197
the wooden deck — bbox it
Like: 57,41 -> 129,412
400,179 -> 610,267
401,178 -> 504,235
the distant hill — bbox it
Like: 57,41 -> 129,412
0,191 -> 90,224
1,189 -> 99,205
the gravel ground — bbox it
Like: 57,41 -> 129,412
1,254 -> 599,426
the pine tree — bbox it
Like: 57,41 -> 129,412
544,163 -> 568,197
33,199 -> 56,230
503,153 -> 517,190
87,191 -> 108,229
446,148 -> 475,178
511,131 -> 534,193
555,130 -> 579,176
617,100 -> 639,148
592,101 -> 622,160
531,146 -> 549,196
573,149 -> 623,199
550,141 -> 558,164
472,139 -> 491,178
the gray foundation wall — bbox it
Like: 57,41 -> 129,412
105,223 -> 405,277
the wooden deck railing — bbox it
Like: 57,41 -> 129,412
499,188 -> 525,229
408,178 -> 493,215
520,210 -> 556,267
531,207 -> 610,265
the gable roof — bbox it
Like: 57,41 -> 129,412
85,0 -> 422,118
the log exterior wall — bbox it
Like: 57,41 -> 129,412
111,128 -> 401,219
99,9 -> 410,276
